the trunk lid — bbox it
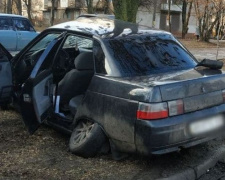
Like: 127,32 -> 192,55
158,69 -> 225,113
122,68 -> 225,113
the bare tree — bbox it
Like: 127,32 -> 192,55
86,0 -> 94,13
168,0 -> 171,32
104,0 -> 114,14
50,0 -> 57,26
13,0 -> 22,15
182,0 -> 193,38
23,0 -> 33,24
0,0 -> 6,13
7,0 -> 12,13
194,0 -> 224,41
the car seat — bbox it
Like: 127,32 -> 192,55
57,52 -> 94,108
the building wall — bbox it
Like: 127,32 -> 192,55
137,7 -> 154,27
137,2 -> 196,34
188,13 -> 197,34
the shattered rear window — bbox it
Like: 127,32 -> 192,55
104,33 -> 197,77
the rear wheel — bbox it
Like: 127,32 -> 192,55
69,119 -> 106,158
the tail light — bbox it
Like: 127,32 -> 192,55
137,102 -> 168,120
137,99 -> 184,120
168,99 -> 184,116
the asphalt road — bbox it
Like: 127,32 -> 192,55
189,47 -> 225,61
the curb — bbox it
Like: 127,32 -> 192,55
157,145 -> 225,180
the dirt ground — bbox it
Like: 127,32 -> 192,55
1,109 -> 225,180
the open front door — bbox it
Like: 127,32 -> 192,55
20,33 -> 66,134
0,43 -> 13,105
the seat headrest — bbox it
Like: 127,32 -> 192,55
75,52 -> 94,70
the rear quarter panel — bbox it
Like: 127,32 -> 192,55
74,76 -> 139,153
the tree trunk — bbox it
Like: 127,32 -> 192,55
13,0 -> 22,15
50,0 -> 56,26
113,0 -> 139,23
152,0 -> 157,28
126,0 -> 139,23
106,0 -> 114,14
7,0 -> 12,14
186,1 -> 192,31
23,0 -> 33,24
206,15 -> 220,41
27,0 -> 32,23
182,0 -> 193,39
168,0 -> 171,32
182,0 -> 187,38
4,0 -> 7,13
86,0 -> 94,14
113,0 -> 128,21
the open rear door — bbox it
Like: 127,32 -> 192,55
20,33 -> 66,134
0,43 -> 13,105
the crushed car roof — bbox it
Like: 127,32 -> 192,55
50,17 -> 169,38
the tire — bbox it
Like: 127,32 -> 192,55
69,119 -> 107,158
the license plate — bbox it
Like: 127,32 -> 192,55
189,114 -> 224,135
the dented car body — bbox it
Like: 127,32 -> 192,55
0,17 -> 225,158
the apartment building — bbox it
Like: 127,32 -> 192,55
137,0 -> 196,34
41,0 -> 107,26
0,0 -> 197,34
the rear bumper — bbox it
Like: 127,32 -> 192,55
135,104 -> 225,156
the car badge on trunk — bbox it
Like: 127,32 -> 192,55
201,86 -> 206,93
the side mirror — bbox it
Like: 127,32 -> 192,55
197,59 -> 223,70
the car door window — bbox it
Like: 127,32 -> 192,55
53,34 -> 92,73
63,35 -> 93,49
13,18 -> 34,31
14,33 -> 61,84
22,33 -> 60,66
0,17 -> 13,30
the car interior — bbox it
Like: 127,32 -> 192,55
13,33 -> 95,121
57,52 -> 94,115
50,34 -> 94,120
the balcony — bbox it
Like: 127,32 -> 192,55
44,0 -> 58,9
161,3 -> 182,12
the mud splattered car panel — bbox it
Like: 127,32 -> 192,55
0,17 -> 225,157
